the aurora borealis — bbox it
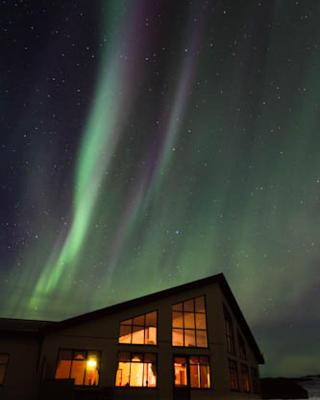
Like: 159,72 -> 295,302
1,0 -> 319,377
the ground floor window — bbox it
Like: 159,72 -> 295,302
0,354 -> 9,385
241,363 -> 251,392
251,367 -> 260,393
228,359 -> 239,391
174,355 -> 211,389
115,352 -> 157,388
55,349 -> 99,386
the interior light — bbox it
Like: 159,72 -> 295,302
87,359 -> 97,369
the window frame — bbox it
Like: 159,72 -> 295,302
172,295 -> 209,349
240,363 -> 251,393
118,310 -> 158,346
54,348 -> 101,387
0,353 -> 9,386
251,366 -> 260,394
173,354 -> 212,390
228,358 -> 240,392
237,331 -> 247,360
115,351 -> 158,389
223,305 -> 236,355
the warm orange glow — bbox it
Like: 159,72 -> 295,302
55,360 -> 72,379
55,350 -> 99,386
172,296 -> 208,347
174,356 -> 211,389
119,311 -> 157,345
115,352 -> 157,388
241,364 -> 251,392
87,359 -> 97,369
85,357 -> 99,386
174,357 -> 187,387
190,356 -> 211,388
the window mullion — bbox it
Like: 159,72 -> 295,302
69,351 -> 73,379
128,355 -> 132,386
143,315 -> 146,345
194,310 -> 197,346
83,350 -> 87,385
187,357 -> 190,388
182,303 -> 185,346
141,355 -> 145,387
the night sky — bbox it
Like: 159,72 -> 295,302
1,0 -> 319,377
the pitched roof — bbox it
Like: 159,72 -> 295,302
42,272 -> 264,364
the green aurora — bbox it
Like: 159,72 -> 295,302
0,0 -> 319,376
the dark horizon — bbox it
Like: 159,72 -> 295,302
1,0 -> 319,377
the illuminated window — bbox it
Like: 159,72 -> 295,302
228,359 -> 239,391
189,356 -> 211,388
241,364 -> 251,392
172,296 -> 208,347
55,349 -> 99,386
119,311 -> 157,345
115,352 -> 157,387
174,357 -> 188,387
174,356 -> 211,389
0,354 -> 9,385
251,367 -> 260,393
238,332 -> 246,360
223,306 -> 236,354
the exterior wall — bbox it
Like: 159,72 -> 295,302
0,279 -> 263,400
218,288 -> 261,399
39,281 -> 262,400
0,335 -> 40,400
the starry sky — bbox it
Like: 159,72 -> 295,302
1,0 -> 319,377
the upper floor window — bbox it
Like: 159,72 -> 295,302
223,306 -> 236,355
174,356 -> 211,389
228,359 -> 239,391
238,331 -> 246,360
55,349 -> 99,386
115,352 -> 157,388
241,363 -> 251,392
118,311 -> 157,345
0,354 -> 9,385
172,296 -> 208,348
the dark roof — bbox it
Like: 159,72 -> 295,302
42,272 -> 264,364
0,317 -> 54,337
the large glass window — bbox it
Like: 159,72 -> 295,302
115,352 -> 157,388
238,332 -> 246,360
228,359 -> 239,391
172,296 -> 208,348
224,306 -> 236,355
55,349 -> 99,386
241,363 -> 251,392
119,311 -> 157,345
174,357 -> 188,387
251,367 -> 260,393
174,356 -> 211,389
0,354 -> 9,385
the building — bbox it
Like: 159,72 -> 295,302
0,273 -> 264,400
